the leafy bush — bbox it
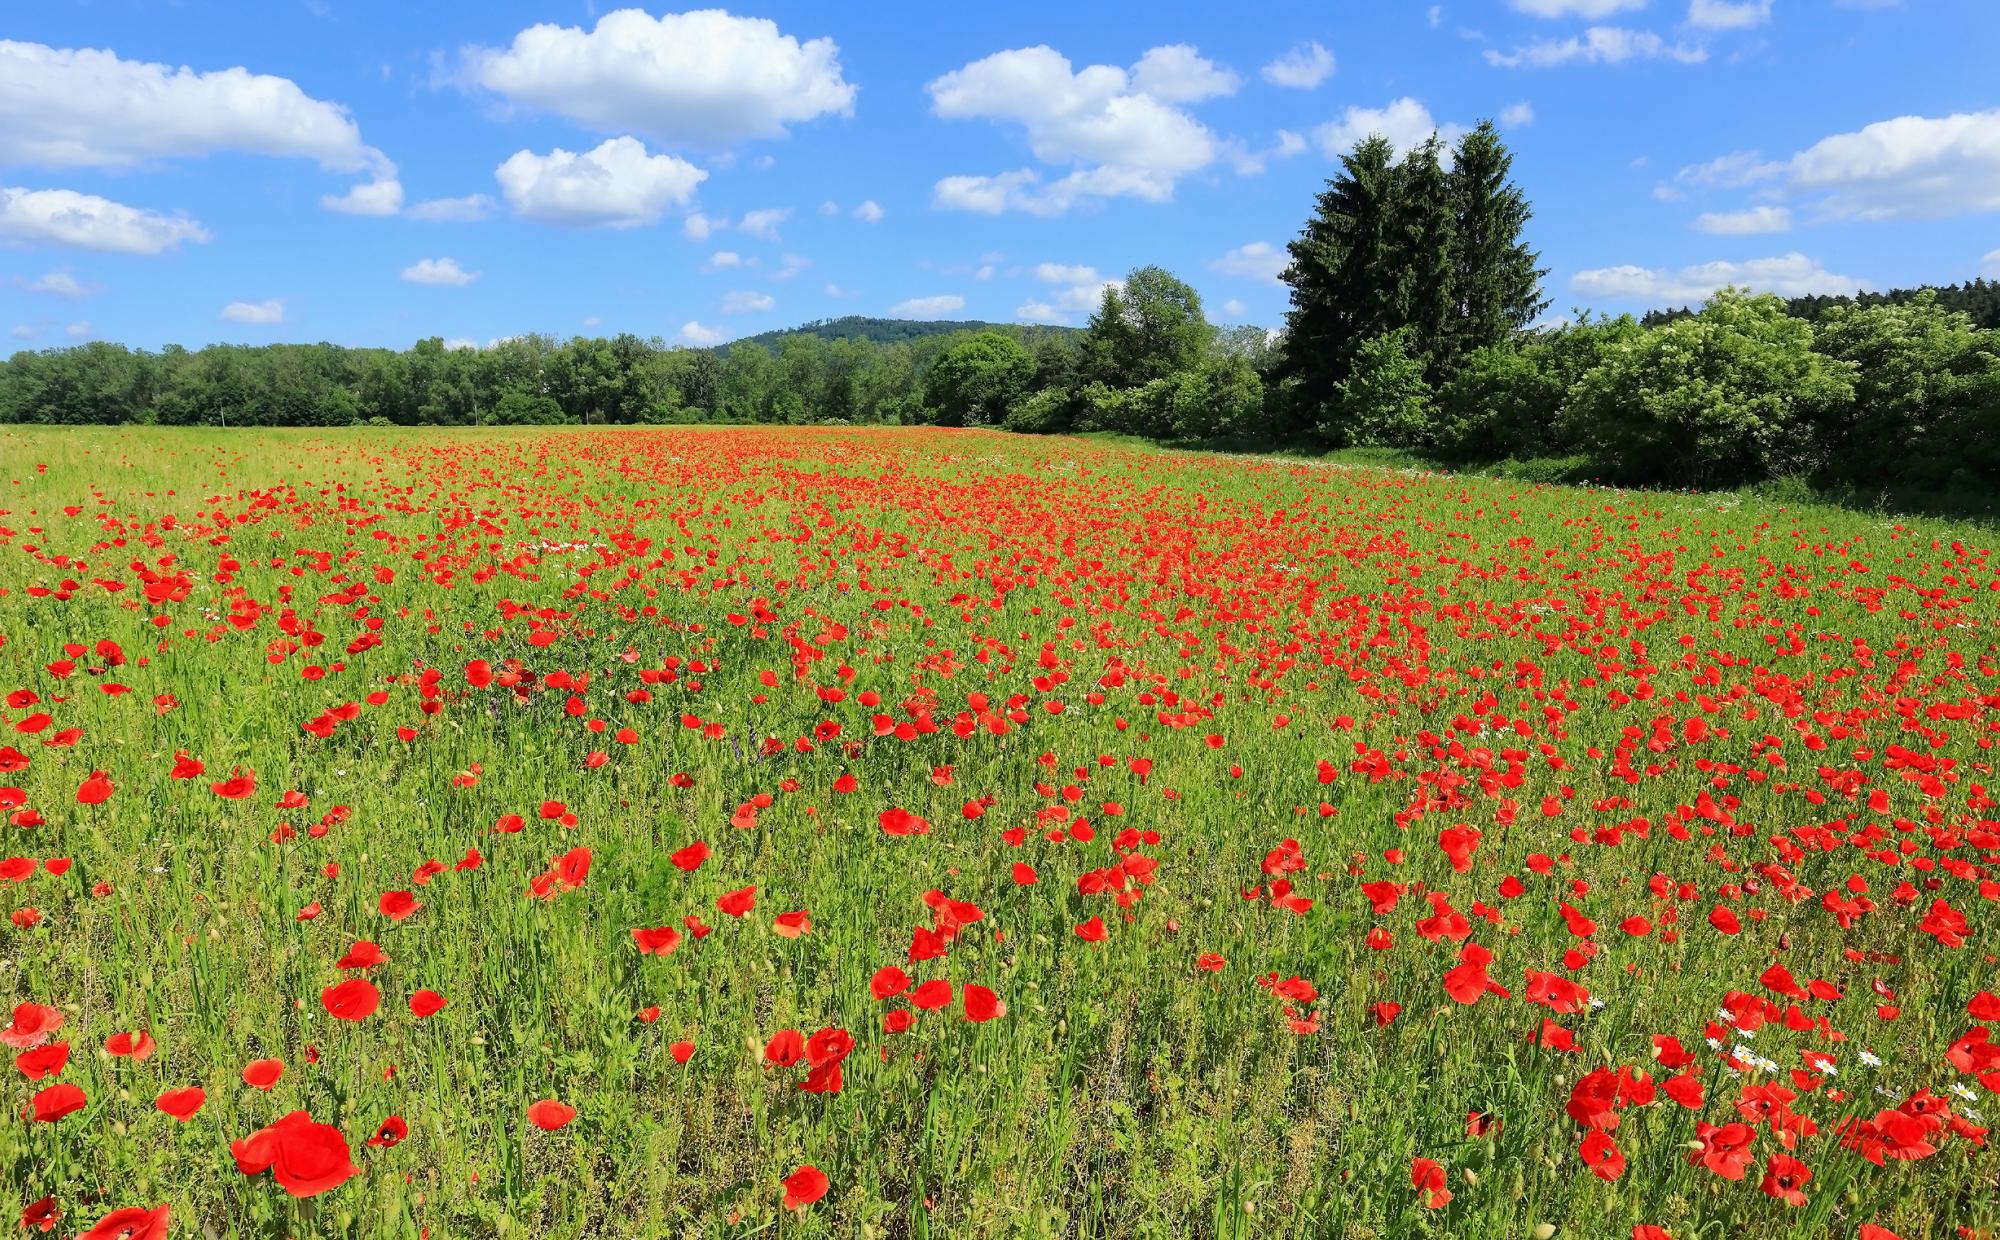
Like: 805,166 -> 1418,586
1564,288 -> 1853,487
923,333 -> 1035,427
1328,328 -> 1433,448
1811,291 -> 2000,486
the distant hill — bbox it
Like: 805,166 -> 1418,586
722,315 -> 1078,353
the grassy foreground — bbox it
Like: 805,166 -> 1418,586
1,424 -> 1996,1239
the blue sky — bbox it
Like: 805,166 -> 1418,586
2,0 -> 1996,351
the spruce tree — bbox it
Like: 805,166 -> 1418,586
1450,121 -> 1549,358
1280,134 -> 1401,425
1395,135 -> 1459,380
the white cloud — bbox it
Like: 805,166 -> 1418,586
582,315 -> 602,327
407,194 -> 495,223
1785,110 -> 2000,220
1692,205 -> 1790,234
1210,241 -> 1289,284
890,295 -> 965,317
679,320 -> 727,346
0,187 -> 210,255
401,256 -> 478,286
1129,44 -> 1240,102
1499,101 -> 1535,127
1035,262 -> 1101,285
1980,248 -> 2000,276
1015,301 -> 1066,325
0,40 -> 394,210
323,177 -> 404,216
19,269 -> 90,299
443,338 -> 480,351
1428,6 -> 1445,28
1670,149 -> 1784,190
1313,98 -> 1465,158
496,136 -> 706,228
463,10 -> 856,145
737,207 -> 790,240
1221,298 -> 1247,316
684,211 -> 725,240
1226,129 -> 1309,176
819,200 -> 840,215
1507,0 -> 1645,15
927,44 -> 1228,214
1688,0 -> 1773,28
721,289 -> 774,314
824,282 -> 858,298
1571,252 -> 1866,303
220,299 -> 285,324
773,253 -> 812,281
65,321 -> 91,339
1486,27 -> 1707,68
852,199 -> 884,223
702,250 -> 745,272
9,325 -> 35,340
1260,42 -> 1335,90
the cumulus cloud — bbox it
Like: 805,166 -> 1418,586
736,207 -> 790,240
927,43 -> 1232,214
1692,205 -> 1790,234
65,321 -> 91,338
0,186 -> 210,255
495,136 -> 706,228
407,194 -> 496,222
324,177 -> 405,216
1786,109 -> 2000,220
678,320 -> 727,346
1014,301 -> 1067,325
683,211 -> 725,240
1210,241 -> 1289,283
462,10 -> 855,146
1313,98 -> 1465,158
772,254 -> 812,281
852,199 -> 884,223
1260,42 -> 1335,90
18,269 -> 91,299
1570,253 -> 1866,303
890,294 -> 966,316
1688,0 -> 1774,28
1982,248 -> 2000,277
1221,298 -> 1247,317
0,40 -> 396,209
220,299 -> 285,324
702,250 -> 746,272
1486,27 -> 1707,68
400,257 -> 477,286
1129,44 -> 1240,102
1499,101 -> 1536,127
721,289 -> 774,314
1671,110 -> 2000,223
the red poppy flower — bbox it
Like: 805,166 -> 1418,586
242,1058 -> 284,1090
76,1204 -> 169,1240
1410,1157 -> 1451,1209
30,1081 -> 85,1122
231,1110 -> 358,1197
2,1002 -> 63,1049
716,886 -> 756,917
782,1163 -> 829,1210
321,977 -> 380,1022
527,1099 -> 577,1131
367,1115 -> 408,1148
156,1086 -> 206,1120
378,890 -> 421,921
75,770 -> 114,804
105,1031 -> 155,1061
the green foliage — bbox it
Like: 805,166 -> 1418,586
1565,289 -> 1855,487
724,314 -> 1074,352
1084,266 -> 1212,388
922,332 -> 1035,427
1329,328 -> 1434,448
1810,291 -> 2000,487
1002,387 -> 1077,435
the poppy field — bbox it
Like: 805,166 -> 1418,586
2,424 -> 1998,1239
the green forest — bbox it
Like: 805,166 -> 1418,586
5,119 -> 1998,502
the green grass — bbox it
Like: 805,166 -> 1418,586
0,424 -> 1994,1239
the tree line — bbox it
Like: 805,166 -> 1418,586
5,116 -> 1998,498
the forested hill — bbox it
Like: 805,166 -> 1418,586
1644,278 -> 2000,330
724,315 -> 1077,352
